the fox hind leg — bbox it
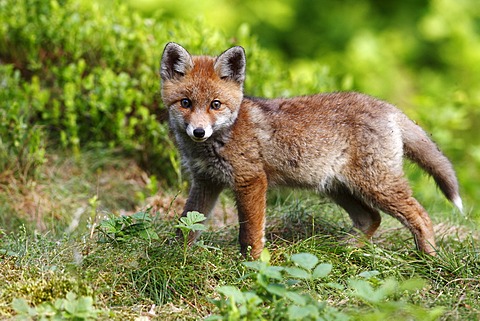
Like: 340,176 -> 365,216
356,178 -> 436,255
330,189 -> 382,246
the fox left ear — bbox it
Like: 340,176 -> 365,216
214,46 -> 246,85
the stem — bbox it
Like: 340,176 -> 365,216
182,229 -> 188,267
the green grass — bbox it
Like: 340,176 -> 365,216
0,152 -> 479,320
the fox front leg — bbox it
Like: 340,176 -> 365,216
179,178 -> 224,244
234,174 -> 268,259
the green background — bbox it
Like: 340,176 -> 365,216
1,0 -> 478,223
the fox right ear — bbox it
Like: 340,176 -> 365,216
160,42 -> 193,81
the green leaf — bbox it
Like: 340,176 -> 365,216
176,212 -> 207,233
173,224 -> 189,232
185,211 -> 206,224
178,217 -> 190,226
378,278 -> 398,297
348,279 -> 389,304
12,298 -> 31,315
217,286 -> 246,304
312,263 -> 333,279
75,296 -> 96,315
266,284 -> 287,297
288,305 -> 310,320
243,261 -> 265,272
291,253 -> 318,271
243,291 -> 263,306
138,229 -> 159,240
66,292 -> 77,302
325,282 -> 345,290
259,248 -> 271,263
262,266 -> 284,280
288,304 -> 319,320
358,270 -> 380,279
99,219 -> 120,234
132,211 -> 152,221
35,302 -> 58,318
189,223 -> 207,231
284,291 -> 307,305
285,267 -> 311,279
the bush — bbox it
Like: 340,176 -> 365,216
0,65 -> 46,181
0,0 -> 337,185
0,0 -> 175,182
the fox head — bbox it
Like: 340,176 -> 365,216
160,43 -> 246,142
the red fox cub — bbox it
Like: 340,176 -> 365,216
160,42 -> 462,259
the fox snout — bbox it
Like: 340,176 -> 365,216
186,123 -> 213,142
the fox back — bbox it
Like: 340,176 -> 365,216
160,43 -> 462,259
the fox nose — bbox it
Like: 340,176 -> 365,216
193,128 -> 205,138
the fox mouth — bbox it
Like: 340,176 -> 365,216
189,136 -> 209,143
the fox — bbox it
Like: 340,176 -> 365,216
160,42 -> 463,259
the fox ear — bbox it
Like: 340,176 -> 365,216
160,42 -> 194,81
214,46 -> 246,85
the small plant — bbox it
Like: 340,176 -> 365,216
346,272 -> 445,320
174,211 -> 207,266
12,292 -> 103,320
209,250 -> 343,320
209,250 -> 444,321
96,209 -> 159,243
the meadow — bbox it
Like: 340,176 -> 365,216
0,0 -> 479,320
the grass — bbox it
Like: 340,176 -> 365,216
0,151 -> 479,320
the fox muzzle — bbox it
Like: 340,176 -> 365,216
186,124 -> 213,142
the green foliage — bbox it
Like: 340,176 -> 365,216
0,0 -> 172,180
0,0 -> 339,185
209,250 -> 444,321
174,211 -> 207,266
96,209 -> 159,242
12,292 -> 103,321
1,202 -> 479,320
0,65 -> 46,180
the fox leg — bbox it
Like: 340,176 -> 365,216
357,178 -> 436,255
179,178 -> 224,244
235,174 -> 268,259
330,190 -> 381,243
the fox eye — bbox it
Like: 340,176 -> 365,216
210,100 -> 222,110
180,98 -> 192,108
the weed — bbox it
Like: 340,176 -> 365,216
174,211 -> 207,266
12,292 -> 104,321
96,209 -> 159,243
209,249 -> 445,321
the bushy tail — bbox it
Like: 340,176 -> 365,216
400,114 -> 463,212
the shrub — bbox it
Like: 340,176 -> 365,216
0,65 -> 46,181
0,0 -> 176,182
0,0 -> 337,185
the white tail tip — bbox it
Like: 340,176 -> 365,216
452,195 -> 463,214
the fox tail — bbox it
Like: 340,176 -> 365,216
400,114 -> 463,212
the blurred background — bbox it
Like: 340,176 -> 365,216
133,0 -> 480,211
0,0 -> 478,230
